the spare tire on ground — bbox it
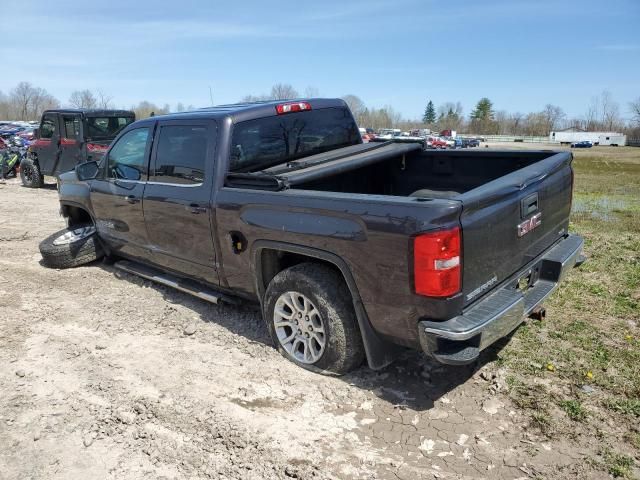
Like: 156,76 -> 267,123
39,224 -> 104,269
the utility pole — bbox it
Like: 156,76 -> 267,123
209,86 -> 214,106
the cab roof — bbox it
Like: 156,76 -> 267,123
139,98 -> 348,124
43,109 -> 134,117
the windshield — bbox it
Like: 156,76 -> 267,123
230,108 -> 360,172
85,116 -> 134,140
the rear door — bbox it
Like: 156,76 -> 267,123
458,153 -> 573,306
57,113 -> 83,174
34,113 -> 61,175
90,126 -> 152,261
142,119 -> 218,285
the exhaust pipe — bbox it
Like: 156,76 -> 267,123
529,306 -> 546,321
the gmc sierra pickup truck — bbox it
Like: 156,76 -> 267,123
41,98 -> 584,375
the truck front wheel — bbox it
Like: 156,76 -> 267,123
20,157 -> 44,188
263,262 -> 364,375
39,224 -> 104,269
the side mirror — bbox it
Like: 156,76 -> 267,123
76,161 -> 99,181
33,128 -> 40,139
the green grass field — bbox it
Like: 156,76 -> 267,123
493,146 -> 640,478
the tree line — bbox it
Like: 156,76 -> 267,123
3,80 -> 639,137
0,82 -> 193,122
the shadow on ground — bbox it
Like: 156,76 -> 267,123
100,260 -> 507,411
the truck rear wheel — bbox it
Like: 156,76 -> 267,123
20,157 -> 44,188
263,262 -> 364,375
39,224 -> 104,269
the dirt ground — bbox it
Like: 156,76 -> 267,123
0,174 -> 622,480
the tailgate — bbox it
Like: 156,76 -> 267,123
458,152 -> 573,306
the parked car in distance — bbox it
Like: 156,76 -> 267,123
46,98 -> 583,376
461,138 -> 480,148
427,136 -> 448,149
21,109 -> 135,188
571,141 -> 593,148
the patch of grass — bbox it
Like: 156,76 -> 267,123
496,146 -> 640,461
560,399 -> 588,422
604,398 -> 640,417
602,449 -> 635,478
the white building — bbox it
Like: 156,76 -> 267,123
550,128 -> 626,146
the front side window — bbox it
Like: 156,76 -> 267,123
107,128 -> 149,181
230,107 -> 360,172
152,125 -> 208,184
86,116 -> 134,140
62,115 -> 81,140
40,114 -> 57,139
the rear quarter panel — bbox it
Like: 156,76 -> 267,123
214,188 -> 462,347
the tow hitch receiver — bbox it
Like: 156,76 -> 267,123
529,306 -> 546,321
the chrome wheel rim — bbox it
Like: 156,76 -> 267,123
52,226 -> 96,246
274,291 -> 326,364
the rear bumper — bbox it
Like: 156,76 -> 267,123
418,234 -> 584,365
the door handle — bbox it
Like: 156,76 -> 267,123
125,195 -> 139,204
187,203 -> 208,214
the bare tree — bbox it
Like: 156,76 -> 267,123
0,90 -> 9,120
342,94 -> 366,120
96,90 -> 114,109
270,83 -> 299,100
600,91 -> 620,131
9,82 -> 59,120
131,101 -> 170,119
69,90 -> 97,109
630,97 -> 640,126
542,104 -> 565,134
304,86 -> 320,98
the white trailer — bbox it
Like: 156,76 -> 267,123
598,134 -> 626,146
550,130 -> 626,146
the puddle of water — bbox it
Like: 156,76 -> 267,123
572,196 -> 631,221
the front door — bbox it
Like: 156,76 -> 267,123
57,113 -> 83,175
34,113 -> 61,176
142,120 -> 218,285
90,126 -> 152,261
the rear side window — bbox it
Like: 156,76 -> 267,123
62,115 -> 81,140
230,107 -> 360,172
40,114 -> 58,139
107,128 -> 149,180
86,116 -> 134,140
152,125 -> 208,185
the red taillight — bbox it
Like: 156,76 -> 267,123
275,102 -> 312,115
413,227 -> 461,297
87,143 -> 108,153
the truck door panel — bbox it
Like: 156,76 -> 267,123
57,114 -> 83,175
35,113 -> 61,175
142,120 -> 218,285
90,126 -> 152,261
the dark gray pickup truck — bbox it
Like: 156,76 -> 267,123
41,98 -> 584,374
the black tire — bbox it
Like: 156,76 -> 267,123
39,224 -> 104,269
20,156 -> 44,188
263,262 -> 364,375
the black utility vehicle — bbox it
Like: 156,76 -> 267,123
21,109 -> 135,188
42,99 -> 584,374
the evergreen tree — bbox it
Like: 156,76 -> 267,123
422,100 -> 436,124
470,97 -> 494,120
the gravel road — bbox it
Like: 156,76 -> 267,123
0,178 -> 598,479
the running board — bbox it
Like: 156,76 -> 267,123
113,260 -> 237,305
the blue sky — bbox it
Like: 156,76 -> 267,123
1,0 -> 639,120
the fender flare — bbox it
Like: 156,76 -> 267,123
251,240 -> 402,370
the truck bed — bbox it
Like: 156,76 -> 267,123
225,143 -> 573,309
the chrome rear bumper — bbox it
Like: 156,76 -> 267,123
418,234 -> 584,365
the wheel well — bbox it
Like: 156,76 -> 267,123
61,205 -> 93,227
255,245 -> 403,370
259,249 -> 344,295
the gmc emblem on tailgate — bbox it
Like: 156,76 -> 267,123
518,213 -> 542,237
